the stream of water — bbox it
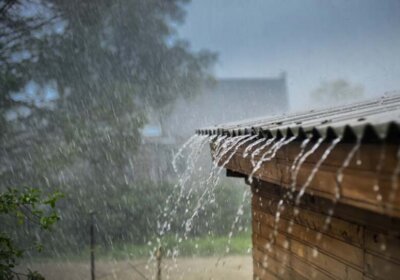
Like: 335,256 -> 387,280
154,132 -> 398,278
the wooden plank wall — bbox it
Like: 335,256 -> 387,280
251,180 -> 400,280
216,141 -> 400,218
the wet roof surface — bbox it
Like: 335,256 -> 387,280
196,93 -> 400,142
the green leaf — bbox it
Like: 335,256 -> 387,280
27,269 -> 46,280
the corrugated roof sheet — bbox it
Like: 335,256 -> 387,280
196,93 -> 400,143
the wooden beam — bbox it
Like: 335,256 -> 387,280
211,140 -> 400,218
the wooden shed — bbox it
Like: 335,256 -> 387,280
197,94 -> 400,280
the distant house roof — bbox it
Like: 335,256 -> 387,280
165,73 -> 289,138
196,93 -> 400,143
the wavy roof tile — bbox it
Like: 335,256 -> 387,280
196,93 -> 400,143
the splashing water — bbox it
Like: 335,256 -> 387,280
290,137 -> 324,193
271,138 -> 310,233
159,135 -> 210,236
153,133 -> 239,275
259,137 -> 325,268
184,135 -> 255,235
294,137 -> 341,206
211,135 -> 229,160
287,137 -> 341,246
317,139 -> 361,239
224,188 -> 250,255
243,138 -> 266,158
220,135 -> 258,166
200,135 -> 249,199
291,138 -> 311,174
335,139 -> 361,203
282,138 -> 311,202
151,134 -> 211,271
249,138 -> 282,183
250,137 -> 276,167
213,135 -> 251,168
201,135 -> 257,214
172,134 -> 199,174
214,135 -> 258,184
159,134 -> 253,272
248,137 -> 297,184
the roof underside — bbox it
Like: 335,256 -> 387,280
196,93 -> 400,143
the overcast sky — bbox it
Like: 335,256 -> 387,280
178,0 -> 400,109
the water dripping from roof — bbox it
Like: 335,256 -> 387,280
373,145 -> 386,210
248,137 -> 297,184
294,137 -> 341,206
243,138 -> 267,158
335,139 -> 361,203
317,138 -> 362,241
290,137 -> 324,193
183,135 -> 253,240
219,135 -> 258,172
250,137 -> 276,167
159,135 -> 209,236
224,188 -> 251,256
389,146 -> 400,210
285,137 -> 324,236
172,134 -> 198,174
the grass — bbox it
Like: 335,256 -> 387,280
32,233 -> 252,262
97,232 -> 252,260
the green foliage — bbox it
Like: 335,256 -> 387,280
159,233 -> 251,257
199,182 -> 251,236
0,188 -> 63,279
34,233 -> 251,261
0,0 -> 218,263
32,180 -> 250,257
0,0 -> 215,223
26,270 -> 45,280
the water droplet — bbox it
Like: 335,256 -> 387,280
325,216 -> 331,225
283,240 -> 289,249
337,173 -> 344,183
312,248 -> 319,258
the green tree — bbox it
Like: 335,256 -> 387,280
0,188 -> 62,279
0,0 -> 216,252
0,0 -> 57,132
